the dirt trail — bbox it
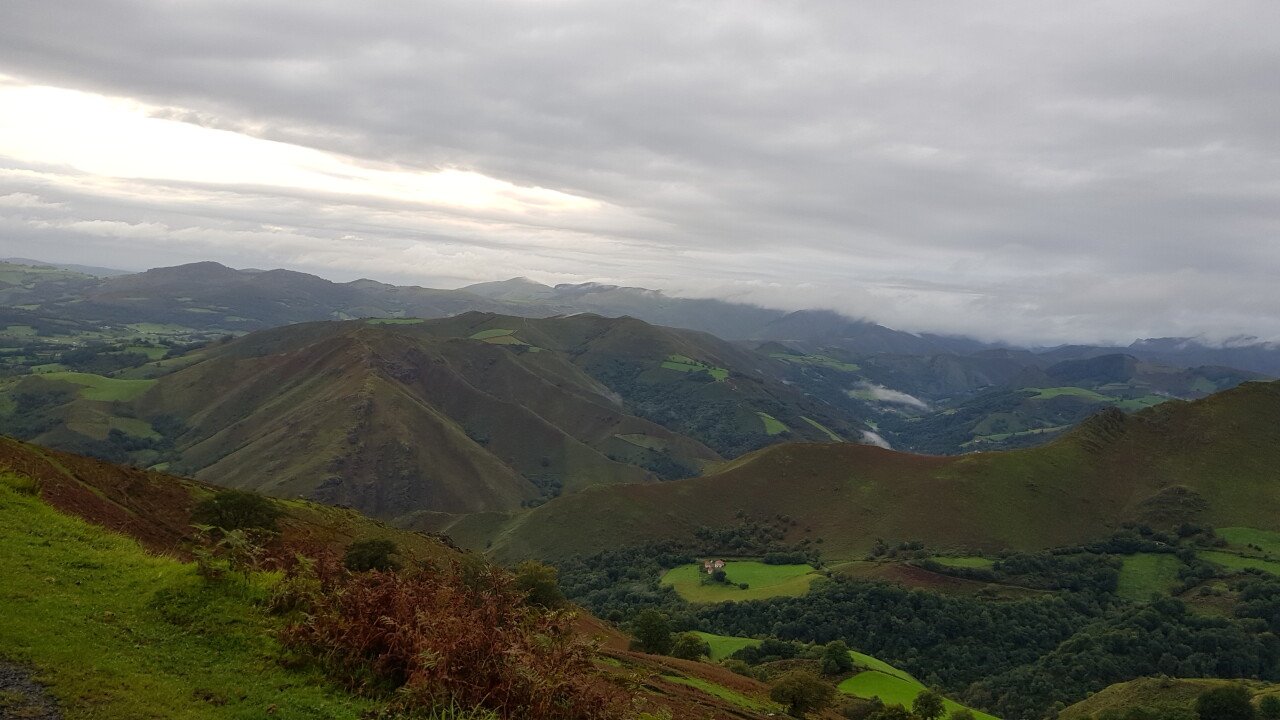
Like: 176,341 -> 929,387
0,663 -> 61,720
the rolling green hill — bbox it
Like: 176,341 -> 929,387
474,381 -> 1280,561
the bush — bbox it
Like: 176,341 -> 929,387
630,609 -> 673,655
344,539 -> 400,572
1260,695 -> 1280,720
192,489 -> 282,531
770,670 -> 834,717
912,691 -> 945,720
514,560 -> 568,609
1196,686 -> 1255,720
281,561 -> 622,720
821,640 -> 854,675
670,632 -> 711,660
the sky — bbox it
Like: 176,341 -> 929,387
1,1 -> 1278,345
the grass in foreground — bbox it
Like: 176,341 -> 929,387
660,561 -> 818,603
0,483 -> 374,720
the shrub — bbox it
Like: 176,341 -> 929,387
912,691 -> 945,720
281,561 -> 622,720
770,670 -> 834,717
192,489 -> 282,531
513,560 -> 567,609
1260,695 -> 1280,720
630,609 -> 673,655
1196,686 -> 1255,720
344,539 -> 400,572
821,640 -> 854,675
669,632 -> 711,660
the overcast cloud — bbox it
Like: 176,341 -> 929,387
1,1 -> 1278,344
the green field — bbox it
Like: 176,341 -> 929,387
124,345 -> 169,360
614,434 -> 673,452
1027,387 -> 1116,402
838,659 -> 998,719
660,561 -> 819,603
38,372 -> 157,401
692,632 -> 760,661
770,353 -> 861,372
0,483 -> 376,720
801,416 -> 843,442
1218,527 -> 1280,555
661,354 -> 728,381
932,556 -> 995,569
469,328 -> 515,339
1200,551 -> 1280,575
756,412 -> 788,435
1117,553 -> 1183,601
125,323 -> 194,335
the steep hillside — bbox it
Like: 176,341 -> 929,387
133,317 -> 731,517
469,381 -> 1280,561
0,438 -> 802,720
2,312 -> 875,518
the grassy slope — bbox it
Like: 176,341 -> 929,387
484,381 -> 1280,560
1059,678 -> 1280,720
660,562 -> 819,602
0,483 -> 376,720
135,320 -> 720,517
0,437 -> 793,720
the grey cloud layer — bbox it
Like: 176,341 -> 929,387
1,1 -> 1278,344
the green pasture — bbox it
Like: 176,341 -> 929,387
660,354 -> 728,381
1116,553 -> 1183,601
660,561 -> 819,603
756,412 -> 788,435
1218,527 -> 1280,555
770,353 -> 861,372
1200,551 -> 1280,575
932,556 -> 994,569
691,632 -> 760,661
37,372 -> 156,401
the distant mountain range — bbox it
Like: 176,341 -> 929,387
6,258 -> 1280,374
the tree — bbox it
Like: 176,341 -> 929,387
770,670 -> 835,717
947,709 -> 976,720
631,609 -> 673,655
343,539 -> 400,572
1196,686 -> 1255,720
513,560 -> 567,609
821,640 -> 855,675
1260,695 -> 1280,720
670,632 -> 711,660
192,489 -> 282,531
912,691 -> 945,720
